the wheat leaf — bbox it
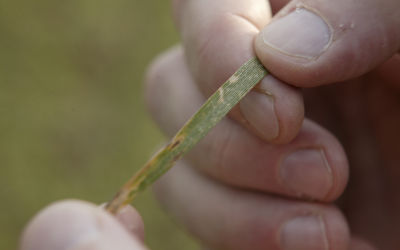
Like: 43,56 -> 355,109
105,57 -> 268,214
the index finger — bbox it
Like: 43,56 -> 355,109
173,0 -> 305,144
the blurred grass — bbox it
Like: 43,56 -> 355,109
0,0 -> 199,249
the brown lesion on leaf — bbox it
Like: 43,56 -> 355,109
167,135 -> 184,150
105,188 -> 130,214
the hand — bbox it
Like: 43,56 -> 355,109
19,200 -> 146,250
145,0 -> 400,249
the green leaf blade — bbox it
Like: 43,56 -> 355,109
105,57 -> 268,214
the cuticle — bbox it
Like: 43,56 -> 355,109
259,90 -> 281,141
319,147 -> 333,200
317,214 -> 330,250
252,87 -> 273,97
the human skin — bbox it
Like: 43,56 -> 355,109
145,0 -> 400,249
18,0 -> 400,249
19,200 -> 147,250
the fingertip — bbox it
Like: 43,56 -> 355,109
318,128 -> 349,202
237,74 -> 304,145
20,200 -> 98,250
115,205 -> 145,242
258,74 -> 304,145
322,206 -> 351,250
255,0 -> 400,87
20,200 -> 146,250
279,204 -> 351,250
290,120 -> 349,202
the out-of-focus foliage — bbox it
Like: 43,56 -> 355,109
0,0 -> 198,249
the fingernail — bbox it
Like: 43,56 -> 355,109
281,215 -> 329,250
240,90 -> 279,141
262,8 -> 331,59
116,205 -> 145,242
280,149 -> 332,200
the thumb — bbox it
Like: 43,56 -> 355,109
255,0 -> 400,87
19,200 -> 147,250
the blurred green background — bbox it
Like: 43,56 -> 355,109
0,0 -> 199,249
